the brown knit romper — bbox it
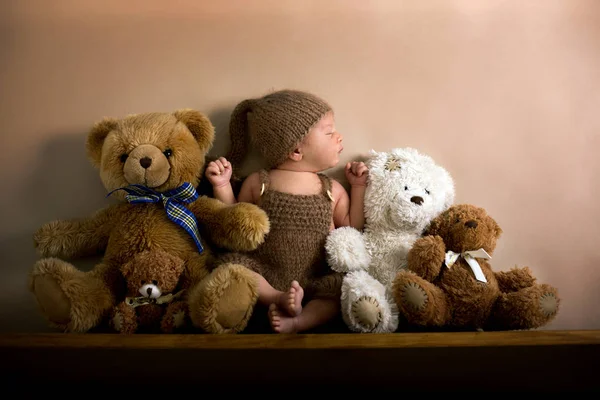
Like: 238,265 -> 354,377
219,169 -> 343,304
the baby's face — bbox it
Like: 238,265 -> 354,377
300,112 -> 344,171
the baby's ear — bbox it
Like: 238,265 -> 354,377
289,147 -> 303,162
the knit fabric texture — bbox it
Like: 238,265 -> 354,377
226,89 -> 333,175
218,169 -> 342,302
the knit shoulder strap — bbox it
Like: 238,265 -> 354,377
318,173 -> 335,202
258,169 -> 270,196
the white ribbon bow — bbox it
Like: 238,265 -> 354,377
444,248 -> 491,283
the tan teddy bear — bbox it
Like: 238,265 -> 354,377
28,109 -> 270,333
393,204 -> 560,331
110,250 -> 188,334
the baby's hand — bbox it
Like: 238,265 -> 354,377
205,157 -> 233,188
345,161 -> 369,187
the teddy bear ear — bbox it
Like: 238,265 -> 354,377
423,214 -> 444,236
170,256 -> 185,277
493,219 -> 503,238
120,260 -> 134,279
86,117 -> 118,168
173,109 -> 215,152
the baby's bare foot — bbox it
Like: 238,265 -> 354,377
278,280 -> 304,317
268,304 -> 298,333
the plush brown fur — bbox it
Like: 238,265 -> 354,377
392,204 -> 560,331
110,250 -> 188,334
29,109 -> 270,333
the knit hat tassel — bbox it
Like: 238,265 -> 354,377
226,99 -> 253,181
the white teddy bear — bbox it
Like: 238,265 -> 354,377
325,147 -> 455,333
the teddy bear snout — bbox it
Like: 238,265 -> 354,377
139,283 -> 161,299
410,196 -> 424,206
465,220 -> 478,229
140,157 -> 152,169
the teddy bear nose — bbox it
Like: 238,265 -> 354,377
465,220 -> 478,229
140,157 -> 152,169
146,287 -> 153,296
410,196 -> 424,206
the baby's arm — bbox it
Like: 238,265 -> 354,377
332,162 -> 368,230
236,172 -> 262,204
332,181 -> 366,230
205,157 -> 262,205
205,157 -> 236,204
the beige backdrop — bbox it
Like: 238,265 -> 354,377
1,0 -> 598,332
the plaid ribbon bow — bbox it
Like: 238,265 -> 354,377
108,182 -> 204,253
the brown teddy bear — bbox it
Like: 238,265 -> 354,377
28,109 -> 270,333
392,204 -> 560,331
110,250 -> 188,334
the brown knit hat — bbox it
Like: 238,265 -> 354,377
225,89 -> 333,177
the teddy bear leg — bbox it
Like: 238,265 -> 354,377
341,270 -> 398,333
110,302 -> 138,334
488,284 -> 560,330
29,258 -> 117,332
188,262 -> 259,333
161,301 -> 190,333
392,271 -> 451,327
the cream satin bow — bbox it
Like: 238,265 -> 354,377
125,290 -> 184,308
444,248 -> 491,283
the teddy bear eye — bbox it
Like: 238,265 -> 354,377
120,154 -> 128,162
404,186 -> 408,191
163,149 -> 172,158
455,218 -> 460,223
152,280 -> 158,285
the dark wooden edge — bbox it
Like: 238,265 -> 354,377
1,330 -> 599,392
1,329 -> 599,349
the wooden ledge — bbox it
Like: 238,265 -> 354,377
2,330 -> 599,392
1,329 -> 599,349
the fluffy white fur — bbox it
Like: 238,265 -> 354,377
326,147 -> 455,333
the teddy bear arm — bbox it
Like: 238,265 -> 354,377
161,300 -> 189,333
190,196 -> 270,252
406,235 -> 446,281
110,301 -> 139,334
33,204 -> 121,259
494,266 -> 537,292
325,226 -> 371,273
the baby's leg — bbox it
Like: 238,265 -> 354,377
269,297 -> 338,333
279,280 -> 303,317
255,273 -> 303,317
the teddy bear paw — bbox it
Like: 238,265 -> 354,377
173,310 -> 187,329
30,274 -> 72,327
111,311 -> 123,332
351,296 -> 383,331
399,281 -> 429,311
539,292 -> 558,317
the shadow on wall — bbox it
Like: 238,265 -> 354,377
2,131 -> 108,333
24,130 -> 110,222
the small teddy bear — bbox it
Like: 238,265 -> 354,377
110,250 -> 188,334
393,204 -> 560,331
325,147 -> 455,333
